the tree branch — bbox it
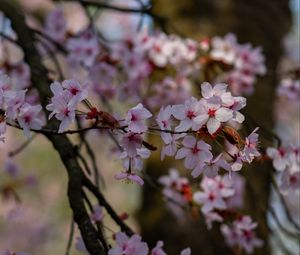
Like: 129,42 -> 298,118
0,2 -> 105,254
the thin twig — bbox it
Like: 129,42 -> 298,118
65,217 -> 75,255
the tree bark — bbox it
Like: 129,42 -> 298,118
139,1 -> 292,254
0,2 -> 105,254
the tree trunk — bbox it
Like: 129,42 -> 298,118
138,1 -> 292,254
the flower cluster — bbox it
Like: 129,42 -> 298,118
267,144 -> 300,192
0,74 -> 43,139
46,79 -> 88,133
208,33 -> 266,95
221,216 -> 263,254
75,231 -> 191,255
277,76 -> 300,100
158,169 -> 192,219
158,169 -> 262,254
108,232 -> 191,255
157,83 -> 260,177
115,104 -> 153,185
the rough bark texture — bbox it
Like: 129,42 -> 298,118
139,1 -> 292,254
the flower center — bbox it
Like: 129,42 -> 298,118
187,110 -> 196,119
208,108 -> 216,117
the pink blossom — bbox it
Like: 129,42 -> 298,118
221,216 -> 263,254
62,79 -> 88,105
5,90 -> 26,119
156,105 -> 173,131
108,232 -> 149,255
277,78 -> 300,100
194,100 -> 233,135
191,153 -> 231,178
120,132 -> 143,157
119,148 -> 151,172
151,241 -> 167,255
0,74 -> 11,107
125,103 -> 152,133
267,146 -> 291,171
280,161 -> 300,192
175,136 -> 213,170
9,62 -> 31,90
200,82 -> 229,105
160,133 -> 185,160
115,171 -> 144,186
193,177 -> 227,213
172,97 -> 203,132
44,8 -> 67,43
241,127 -> 260,163
210,33 -> 237,64
180,248 -> 191,255
158,168 -> 189,190
46,81 -> 77,133
204,211 -> 223,229
17,103 -> 43,137
67,29 -> 100,67
89,62 -> 117,100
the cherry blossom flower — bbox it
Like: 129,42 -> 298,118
227,96 -> 246,123
200,82 -> 229,105
180,248 -> 191,255
221,216 -> 263,254
5,90 -> 26,120
204,211 -> 224,229
119,148 -> 151,172
193,177 -> 228,213
46,81 -> 78,133
89,62 -> 117,100
115,171 -> 144,186
9,62 -> 31,90
151,241 -> 167,255
120,132 -> 143,157
241,127 -> 260,163
160,133 -> 185,160
108,232 -> 149,255
277,78 -> 300,100
191,153 -> 231,178
156,105 -> 173,131
62,79 -> 88,105
159,169 -> 191,209
266,146 -> 291,171
210,33 -> 237,64
280,167 -> 300,192
67,29 -> 100,67
158,168 -> 189,190
44,7 -> 67,43
175,136 -> 213,170
194,100 -> 233,135
172,97 -> 203,132
17,103 -> 43,137
124,103 -> 152,133
0,74 -> 11,106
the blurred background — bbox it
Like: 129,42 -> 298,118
0,0 -> 299,254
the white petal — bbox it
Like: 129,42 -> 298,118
207,118 -> 220,134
